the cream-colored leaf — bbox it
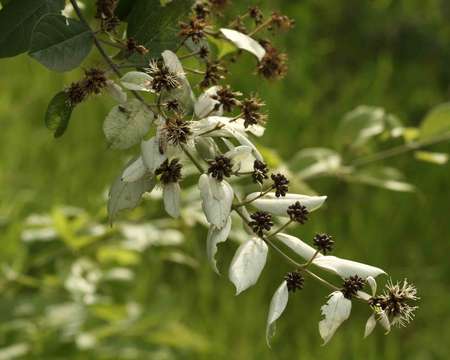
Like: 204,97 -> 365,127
207,217 -> 232,274
141,137 -> 167,173
163,182 -> 181,218
247,192 -> 327,216
364,314 -> 377,338
121,157 -> 146,183
220,28 -> 266,61
266,281 -> 289,347
319,291 -> 352,345
229,237 -> 268,295
313,256 -> 386,279
276,233 -> 322,261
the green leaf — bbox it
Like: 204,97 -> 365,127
115,0 -> 136,20
419,102 -> 450,139
29,14 -> 93,72
208,35 -> 237,59
126,0 -> 193,61
337,106 -> 386,149
0,0 -> 64,58
45,91 -> 74,138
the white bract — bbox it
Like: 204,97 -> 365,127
229,237 -> 268,295
220,28 -> 266,61
198,174 -> 233,228
225,145 -> 255,172
266,281 -> 289,347
276,233 -> 322,261
120,71 -> 153,92
312,256 -> 386,279
319,291 -> 352,345
207,216 -> 232,274
163,182 -> 181,218
103,100 -> 154,150
121,157 -> 147,183
246,192 -> 327,216
194,86 -> 223,118
141,136 -> 167,173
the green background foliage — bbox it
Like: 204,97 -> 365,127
0,0 -> 449,359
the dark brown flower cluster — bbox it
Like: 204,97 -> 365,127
285,271 -> 304,292
207,155 -> 233,181
163,117 -> 191,146
249,6 -> 263,25
287,202 -> 309,224
194,3 -> 210,20
146,60 -> 181,93
156,159 -> 183,184
67,68 -> 108,106
270,12 -> 295,31
95,0 -> 120,32
249,211 -> 273,236
240,96 -> 266,128
258,41 -> 288,80
200,61 -> 226,88
342,275 -> 365,299
271,173 -> 289,197
211,86 -> 242,112
313,233 -> 334,254
252,160 -> 269,184
179,16 -> 207,43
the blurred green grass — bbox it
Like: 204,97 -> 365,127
1,0 -> 450,359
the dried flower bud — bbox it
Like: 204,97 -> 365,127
200,61 -> 226,88
287,201 -> 309,224
258,41 -> 288,80
249,211 -> 273,236
67,82 -> 87,106
156,159 -> 183,184
270,12 -> 295,31
285,271 -> 304,292
163,117 -> 191,146
126,37 -> 149,55
194,2 -> 210,19
312,233 -> 334,254
240,96 -> 267,128
83,68 -> 108,95
211,86 -> 242,112
342,275 -> 365,299
249,6 -> 263,25
165,99 -> 181,113
95,0 -> 119,32
146,59 -> 181,93
208,0 -> 230,10
252,160 -> 269,184
207,155 -> 233,181
271,173 -> 289,197
179,16 -> 207,43
198,46 -> 210,59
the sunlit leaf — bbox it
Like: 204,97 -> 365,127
313,255 -> 386,279
420,102 -> 450,139
414,151 -> 448,165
